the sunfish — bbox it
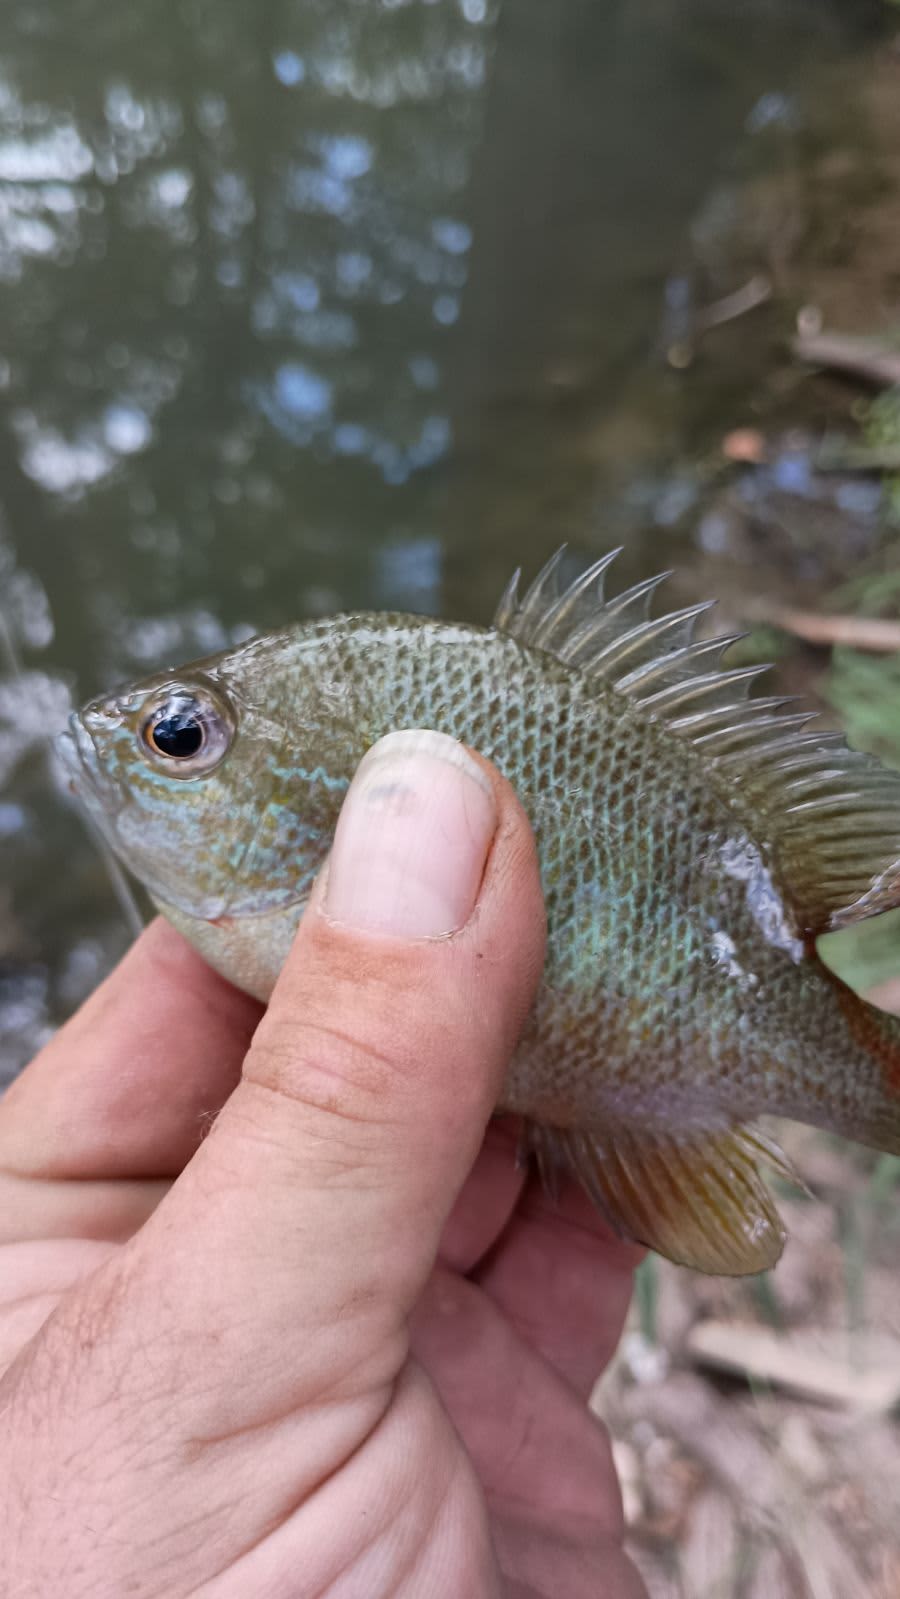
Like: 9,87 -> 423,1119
58,551 -> 900,1275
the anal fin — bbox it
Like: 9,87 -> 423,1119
521,1121 -> 797,1276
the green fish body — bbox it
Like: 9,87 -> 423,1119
60,553 -> 900,1274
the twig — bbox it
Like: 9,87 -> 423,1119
665,276 -> 772,369
694,274 -> 772,335
814,440 -> 900,473
791,331 -> 900,388
688,1321 -> 900,1412
759,606 -> 900,653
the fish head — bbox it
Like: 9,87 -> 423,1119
57,632 -> 357,927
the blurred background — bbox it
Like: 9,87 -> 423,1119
2,0 -> 900,1591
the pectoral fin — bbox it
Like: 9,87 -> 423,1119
522,1120 -> 800,1276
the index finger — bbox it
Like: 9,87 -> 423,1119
0,919 -> 262,1182
476,1175 -> 642,1397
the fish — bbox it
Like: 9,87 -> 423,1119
57,550 -> 900,1276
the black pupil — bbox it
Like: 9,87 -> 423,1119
151,713 -> 204,759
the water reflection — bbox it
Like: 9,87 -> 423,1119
0,0 -> 893,1079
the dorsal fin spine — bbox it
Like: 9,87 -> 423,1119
713,721 -> 817,763
493,550 -> 900,934
667,697 -> 796,736
563,572 -> 672,668
531,549 -> 621,649
493,568 -> 521,630
597,601 -> 717,684
626,635 -> 747,700
514,548 -> 567,633
643,665 -> 769,716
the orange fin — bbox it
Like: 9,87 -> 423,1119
521,1120 -> 801,1276
496,551 -> 900,934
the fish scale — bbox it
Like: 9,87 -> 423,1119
58,554 -> 900,1276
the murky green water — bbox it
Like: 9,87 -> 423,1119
0,0 -> 895,1079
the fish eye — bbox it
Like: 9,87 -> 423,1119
140,687 -> 233,776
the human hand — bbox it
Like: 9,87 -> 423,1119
0,730 -> 646,1599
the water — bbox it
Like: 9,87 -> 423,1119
0,0 -> 895,1080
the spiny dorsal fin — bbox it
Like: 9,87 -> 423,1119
495,551 -> 900,935
521,1120 -> 796,1276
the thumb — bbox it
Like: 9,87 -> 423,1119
248,728 -> 546,1302
221,727 -> 547,1339
86,730 -> 544,1414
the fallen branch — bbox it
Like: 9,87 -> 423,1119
791,331 -> 900,388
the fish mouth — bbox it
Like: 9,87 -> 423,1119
55,715 -> 122,837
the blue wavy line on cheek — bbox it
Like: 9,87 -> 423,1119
271,761 -> 350,794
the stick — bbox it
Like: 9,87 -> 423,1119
791,331 -> 900,388
762,607 -> 900,653
814,441 -> 900,474
694,274 -> 772,335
